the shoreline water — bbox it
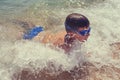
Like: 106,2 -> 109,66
0,0 -> 120,80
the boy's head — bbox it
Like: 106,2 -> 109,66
65,13 -> 91,42
65,13 -> 90,32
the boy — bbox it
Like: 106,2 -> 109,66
24,13 -> 91,53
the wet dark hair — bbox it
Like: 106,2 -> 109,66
65,13 -> 90,32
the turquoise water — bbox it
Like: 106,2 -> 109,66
0,0 -> 35,17
0,0 -> 120,80
0,0 -> 104,20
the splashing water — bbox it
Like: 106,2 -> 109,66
0,0 -> 120,80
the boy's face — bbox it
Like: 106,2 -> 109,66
74,27 -> 90,42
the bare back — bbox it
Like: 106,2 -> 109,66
33,30 -> 67,46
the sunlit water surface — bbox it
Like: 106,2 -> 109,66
0,0 -> 120,80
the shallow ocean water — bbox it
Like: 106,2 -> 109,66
0,0 -> 120,80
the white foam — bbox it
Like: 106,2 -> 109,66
0,0 -> 120,79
